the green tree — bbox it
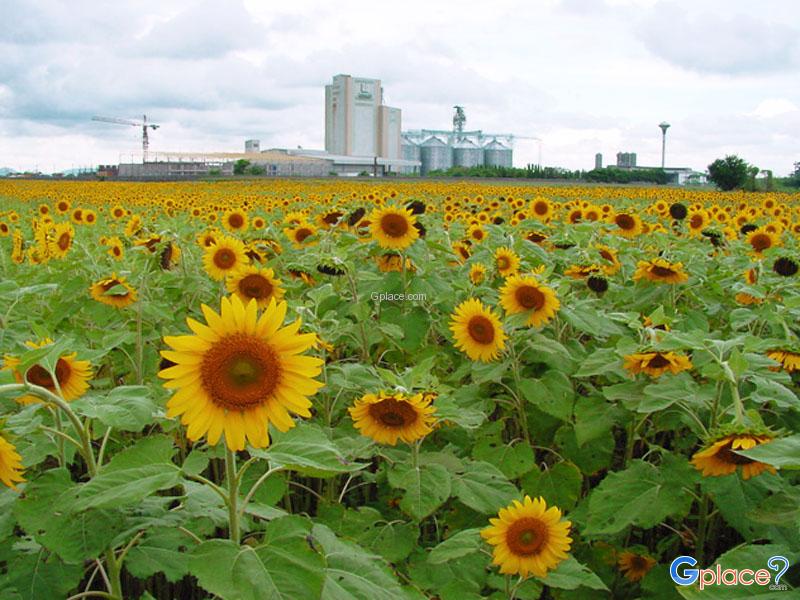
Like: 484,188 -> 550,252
233,159 -> 250,175
707,155 -> 752,191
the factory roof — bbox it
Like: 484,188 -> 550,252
147,151 -> 327,163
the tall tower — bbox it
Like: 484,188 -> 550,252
595,153 -> 602,169
659,122 -> 670,169
325,74 -> 401,158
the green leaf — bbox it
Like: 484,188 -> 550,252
73,386 -> 158,432
433,394 -> 486,429
574,348 -> 625,378
75,463 -> 182,511
520,462 -> 583,511
735,434 -> 800,469
5,547 -> 83,600
190,540 -> 241,600
472,438 -> 535,479
125,529 -> 192,582
103,434 -> 176,471
428,528 -> 482,564
540,557 -> 609,591
747,376 -> 800,411
585,458 -> 695,535
259,423 -> 366,478
573,397 -> 619,446
452,461 -> 518,514
518,370 -> 574,421
315,505 -> 416,562
638,373 -> 699,413
388,462 -> 451,521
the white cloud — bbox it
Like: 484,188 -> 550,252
749,98 -> 799,119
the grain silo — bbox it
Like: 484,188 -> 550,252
453,139 -> 483,168
402,137 -> 421,163
420,136 -> 453,175
483,140 -> 512,168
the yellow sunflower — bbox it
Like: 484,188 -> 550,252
203,236 -> 248,281
691,433 -> 776,480
618,551 -> 656,582
481,495 -> 572,578
449,298 -> 507,362
623,351 -> 692,378
2,338 -> 92,404
89,273 -> 138,308
369,206 -> 418,250
469,263 -> 486,285
48,222 -> 74,259
158,295 -> 323,451
494,247 -> 520,277
596,244 -> 621,275
349,392 -> 436,445
499,275 -> 560,328
0,434 -> 24,490
564,264 -> 601,279
746,228 -> 780,257
767,350 -> 800,373
529,197 -> 552,221
222,209 -> 249,233
105,236 -> 124,261
226,265 -> 285,309
633,258 -> 688,284
376,253 -> 414,273
283,223 -> 318,249
609,212 -> 643,237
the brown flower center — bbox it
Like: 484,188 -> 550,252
506,517 -> 549,557
647,353 -> 671,368
239,274 -> 273,300
467,315 -> 495,345
26,358 -> 71,391
213,248 -> 236,269
228,213 -> 245,229
294,227 -> 313,243
380,213 -> 409,238
690,215 -> 704,228
200,334 -> 281,411
534,201 -> 549,215
497,256 -> 511,270
716,441 -> 754,465
616,214 -> 635,230
57,233 -> 71,251
650,265 -> 676,278
515,285 -> 545,310
323,211 -> 343,225
368,397 -> 417,428
599,249 -> 614,262
750,234 -> 771,251
630,555 -> 649,571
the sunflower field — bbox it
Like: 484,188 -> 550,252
0,179 -> 798,599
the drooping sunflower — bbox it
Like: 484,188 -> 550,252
481,495 -> 572,579
596,244 -> 621,275
226,265 -> 285,309
564,264 -> 601,279
48,222 -> 74,259
89,273 -> 138,308
369,206 -> 418,250
469,263 -> 486,285
2,338 -> 92,404
691,432 -> 776,480
376,253 -> 414,273
499,275 -> 560,328
745,228 -> 780,257
767,350 -> 800,373
623,351 -> 692,378
449,298 -> 507,362
0,433 -> 24,490
633,258 -> 688,284
124,215 -> 142,238
158,295 -> 323,451
618,551 -> 657,582
11,230 -> 24,264
222,209 -> 249,233
609,212 -> 643,237
349,392 -> 436,445
494,247 -> 520,278
203,236 -> 248,280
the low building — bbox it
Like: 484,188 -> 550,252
279,148 -> 420,176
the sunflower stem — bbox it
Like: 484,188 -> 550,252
103,549 -> 123,599
508,343 -> 531,444
696,493 -> 710,563
225,447 -> 241,545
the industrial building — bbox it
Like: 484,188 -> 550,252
401,106 -> 525,174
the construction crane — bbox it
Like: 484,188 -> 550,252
92,115 -> 160,162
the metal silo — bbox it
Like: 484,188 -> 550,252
401,137 -> 421,162
420,136 -> 453,175
452,139 -> 484,168
483,140 -> 513,168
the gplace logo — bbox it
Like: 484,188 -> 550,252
670,555 -> 790,591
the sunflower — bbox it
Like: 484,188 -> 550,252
609,212 -> 642,237
466,224 -> 487,244
124,215 -> 142,238
746,228 -> 780,257
284,223 -> 318,249
481,496 -> 572,579
55,199 -> 71,215
499,275 -> 560,328
494,247 -> 520,277
623,351 -> 692,378
369,206 -> 418,250
226,265 -> 285,309
110,205 -> 126,219
105,236 -> 124,261
90,273 -> 138,308
564,264 -> 601,279
349,392 -> 436,445
158,295 -> 323,451
449,298 -> 506,362
618,551 -> 656,582
767,350 -> 800,373
687,209 -> 708,235
0,434 -> 24,490
376,253 -> 414,273
197,229 -> 220,249
469,263 -> 486,285
223,209 -> 249,233
529,197 -> 552,221
48,222 -> 74,259
2,338 -> 92,404
11,230 -> 24,264
596,244 -> 621,275
691,432 -> 776,480
633,258 -> 688,284
203,236 -> 248,280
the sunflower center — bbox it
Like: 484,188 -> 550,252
368,398 -> 418,428
324,211 -> 343,225
650,265 -> 676,278
647,354 -> 671,368
228,214 -> 244,229
58,233 -> 70,250
616,214 -> 634,230
534,202 -> 548,215
600,250 -> 614,262
716,441 -> 754,465
239,274 -> 273,299
690,215 -> 703,228
515,285 -> 545,310
630,556 -> 649,571
295,228 -> 313,242
467,315 -> 495,345
200,334 -> 281,411
506,517 -> 549,557
381,214 -> 409,238
26,358 -> 70,390
750,234 -> 771,251
497,256 -> 510,270
214,248 -> 236,269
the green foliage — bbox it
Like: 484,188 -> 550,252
707,154 -> 753,191
585,167 -> 669,184
233,159 -> 250,175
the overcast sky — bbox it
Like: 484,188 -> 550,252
1,0 -> 798,174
